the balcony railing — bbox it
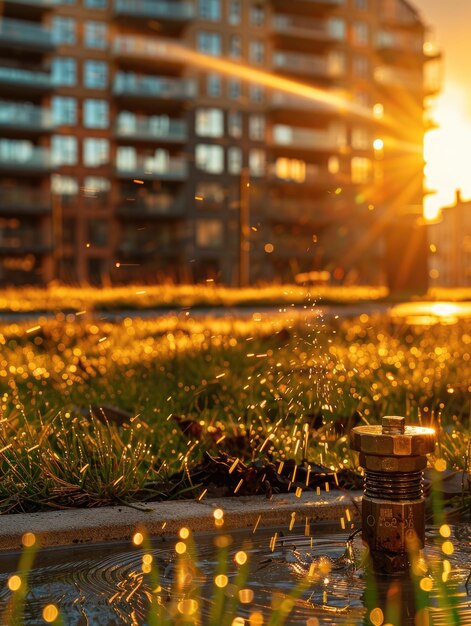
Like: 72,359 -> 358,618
269,163 -> 338,186
374,65 -> 431,92
271,125 -> 346,151
116,155 -> 188,180
113,72 -> 196,100
0,187 -> 51,213
113,36 -> 184,65
116,116 -> 187,142
114,0 -> 194,21
118,195 -> 185,219
0,144 -> 51,171
0,101 -> 53,131
4,0 -> 53,7
270,91 -> 338,113
272,15 -> 343,41
273,51 -> 342,78
0,65 -> 52,90
0,17 -> 53,50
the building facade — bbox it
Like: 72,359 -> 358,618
0,0 -> 441,289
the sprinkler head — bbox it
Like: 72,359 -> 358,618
350,416 -> 436,575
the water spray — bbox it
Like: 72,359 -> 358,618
350,416 -> 436,574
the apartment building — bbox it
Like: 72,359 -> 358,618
0,0 -> 441,289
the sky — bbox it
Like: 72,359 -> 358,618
411,0 -> 471,218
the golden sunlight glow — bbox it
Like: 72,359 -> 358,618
424,87 -> 471,220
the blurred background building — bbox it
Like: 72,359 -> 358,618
0,0 -> 441,289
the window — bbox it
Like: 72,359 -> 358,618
355,0 -> 367,9
353,56 -> 369,78
84,60 -> 108,88
84,138 -> 109,167
87,219 -> 108,246
84,99 -> 109,128
351,156 -> 372,183
198,0 -> 220,20
196,220 -> 223,248
228,0 -> 240,25
275,157 -> 306,182
85,0 -> 107,7
85,21 -> 108,49
229,35 -> 241,59
249,40 -> 264,65
52,58 -> 76,86
83,176 -> 110,199
117,146 -> 136,171
196,182 -> 225,204
52,16 -> 76,44
228,147 -> 242,174
207,73 -> 222,97
51,96 -> 77,125
353,21 -> 369,46
51,174 -> 78,198
52,135 -> 77,165
328,18 -> 346,40
327,50 -> 346,76
196,144 -> 224,174
229,78 -> 241,100
351,127 -> 370,150
228,111 -> 242,138
328,156 -> 340,174
249,83 -> 264,102
197,31 -> 222,56
249,114 -> 265,140
196,108 -> 224,137
250,4 -> 265,26
53,0 -> 76,4
249,149 -> 265,176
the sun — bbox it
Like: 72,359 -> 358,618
424,87 -> 471,221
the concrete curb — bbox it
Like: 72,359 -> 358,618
0,491 -> 362,551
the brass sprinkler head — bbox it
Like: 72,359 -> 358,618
350,416 -> 436,574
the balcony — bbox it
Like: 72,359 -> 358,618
271,0 -> 344,16
270,125 -> 346,152
374,65 -> 439,94
3,0 -> 53,18
113,72 -> 196,103
0,65 -> 52,94
116,154 -> 188,181
0,144 -> 51,173
273,51 -> 343,79
0,230 -> 52,255
118,194 -> 185,219
116,115 -> 187,144
272,15 -> 343,42
0,18 -> 53,53
114,0 -> 194,24
0,101 -> 53,134
113,36 -> 185,71
0,187 -> 51,214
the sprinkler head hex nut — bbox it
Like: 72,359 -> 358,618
359,453 -> 428,473
350,422 -> 436,457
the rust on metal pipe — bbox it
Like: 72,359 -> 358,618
350,416 -> 436,574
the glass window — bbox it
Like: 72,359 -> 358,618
351,156 -> 372,183
51,96 -> 77,125
196,182 -> 225,204
84,60 -> 108,88
351,127 -> 370,150
52,58 -> 77,86
52,16 -> 76,45
250,40 -> 264,65
328,18 -> 346,40
249,149 -> 265,176
228,111 -> 242,138
229,35 -> 241,59
196,220 -> 223,248
85,0 -> 107,7
250,4 -> 265,26
83,138 -> 109,167
196,144 -> 224,174
328,50 -> 346,76
197,31 -> 222,56
207,73 -> 222,97
84,99 -> 109,128
353,21 -> 369,46
353,56 -> 369,77
198,0 -> 220,20
228,147 -> 242,174
228,0 -> 240,25
51,174 -> 78,196
117,146 -> 136,170
196,108 -> 224,137
275,157 -> 306,182
229,77 -> 241,100
249,114 -> 265,141
87,219 -> 108,246
249,83 -> 264,102
328,156 -> 340,174
52,135 -> 77,165
83,176 -> 110,198
85,21 -> 108,49
53,0 -> 76,4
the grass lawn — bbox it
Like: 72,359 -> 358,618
0,307 -> 469,514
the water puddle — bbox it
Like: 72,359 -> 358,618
0,523 -> 469,625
